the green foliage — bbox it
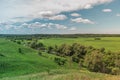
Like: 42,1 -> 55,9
111,67 -> 120,75
16,41 -> 21,44
100,47 -> 105,53
94,37 -> 101,40
38,51 -> 42,56
47,46 -> 54,53
54,57 -> 67,66
84,50 -> 120,74
72,55 -> 79,63
18,48 -> 22,54
47,42 -> 120,75
57,44 -> 71,56
84,50 -> 104,72
29,40 -> 45,50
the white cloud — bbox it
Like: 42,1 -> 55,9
0,21 -> 69,31
102,9 -> 112,12
55,24 -> 68,30
49,14 -> 67,20
27,22 -> 48,29
71,18 -> 95,24
36,11 -> 54,18
0,22 -> 20,30
84,4 -> 93,9
47,23 -> 68,30
116,14 -> 120,17
0,0 -> 113,21
20,22 -> 68,30
71,13 -> 81,17
69,27 -> 76,31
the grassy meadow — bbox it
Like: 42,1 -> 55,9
39,37 -> 120,52
0,36 -> 120,80
0,38 -> 59,78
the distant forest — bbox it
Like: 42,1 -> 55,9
1,34 -> 120,39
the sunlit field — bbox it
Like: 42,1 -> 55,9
39,37 -> 120,52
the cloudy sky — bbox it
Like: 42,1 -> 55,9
0,0 -> 120,34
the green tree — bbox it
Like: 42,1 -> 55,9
18,48 -> 22,54
84,50 -> 104,72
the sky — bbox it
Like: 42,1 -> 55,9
0,0 -> 120,34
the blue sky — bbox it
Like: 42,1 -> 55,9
0,0 -> 120,34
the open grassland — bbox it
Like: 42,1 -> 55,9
39,37 -> 120,52
0,39 -> 59,78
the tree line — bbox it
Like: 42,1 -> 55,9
47,43 -> 120,75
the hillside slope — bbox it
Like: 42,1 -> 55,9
0,39 -> 58,78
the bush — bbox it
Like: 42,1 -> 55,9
100,47 -> 105,53
30,41 -> 44,50
18,48 -> 23,54
54,57 -> 66,66
84,50 -> 104,72
38,51 -> 42,56
94,37 -> 101,40
111,67 -> 120,75
72,55 -> 79,63
47,46 -> 54,53
17,41 -> 21,44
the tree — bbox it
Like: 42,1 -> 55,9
72,54 -> 79,63
17,41 -> 21,44
30,41 -> 44,50
54,57 -> 66,66
47,46 -> 54,53
100,47 -> 105,53
94,37 -> 101,40
18,48 -> 22,54
57,44 -> 71,56
84,50 -> 104,72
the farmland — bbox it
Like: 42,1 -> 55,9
39,37 -> 120,52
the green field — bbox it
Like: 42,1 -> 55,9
0,37 -> 120,80
0,38 -> 59,78
39,37 -> 120,52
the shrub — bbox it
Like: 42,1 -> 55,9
30,41 -> 44,50
94,37 -> 101,40
72,55 -> 79,63
111,67 -> 120,75
54,57 -> 66,66
100,47 -> 105,53
17,41 -> 21,44
38,51 -> 42,56
84,50 -> 104,72
18,48 -> 23,54
47,46 -> 54,53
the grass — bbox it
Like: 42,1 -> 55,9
39,37 -> 120,52
0,69 -> 120,80
0,38 -> 59,78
